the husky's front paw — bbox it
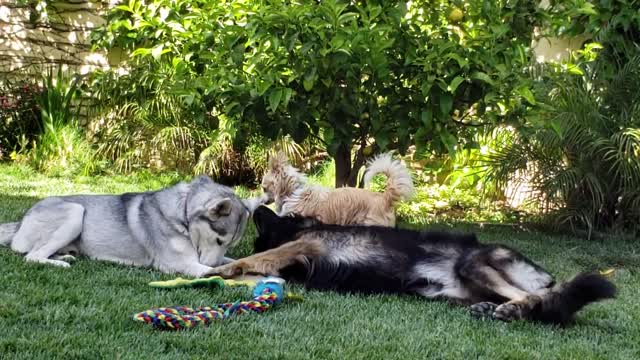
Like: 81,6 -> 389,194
25,255 -> 72,268
53,254 -> 77,262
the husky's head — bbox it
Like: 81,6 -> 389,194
252,205 -> 319,253
185,176 -> 262,266
261,152 -> 305,210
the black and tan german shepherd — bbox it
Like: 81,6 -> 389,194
210,206 -> 616,325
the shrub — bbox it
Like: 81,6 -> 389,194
482,51 -> 640,235
17,68 -> 101,176
0,78 -> 42,158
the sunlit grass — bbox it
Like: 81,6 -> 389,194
0,163 -> 637,359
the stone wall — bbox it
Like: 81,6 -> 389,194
0,0 -> 121,76
532,32 -> 591,63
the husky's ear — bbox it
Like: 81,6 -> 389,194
268,151 -> 288,172
253,206 -> 279,234
208,198 -> 233,218
192,175 -> 214,185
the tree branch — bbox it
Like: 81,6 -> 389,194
451,110 -> 491,127
451,118 -> 491,127
309,131 -> 328,147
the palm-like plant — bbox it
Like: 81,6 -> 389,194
27,68 -> 99,175
483,54 -> 640,236
91,63 -> 208,173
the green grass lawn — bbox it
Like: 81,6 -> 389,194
0,164 -> 639,359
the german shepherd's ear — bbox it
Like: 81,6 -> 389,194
253,205 -> 279,235
297,216 -> 321,228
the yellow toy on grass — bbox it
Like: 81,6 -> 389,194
148,276 -> 257,289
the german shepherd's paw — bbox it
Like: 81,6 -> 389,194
208,259 -> 278,278
493,303 -> 525,322
469,302 -> 498,319
208,262 -> 246,278
494,295 -> 542,322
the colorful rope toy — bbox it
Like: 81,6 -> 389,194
132,276 -> 290,330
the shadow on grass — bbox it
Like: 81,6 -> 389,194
0,194 -> 41,222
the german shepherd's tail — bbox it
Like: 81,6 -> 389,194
0,222 -> 19,246
363,152 -> 414,204
531,272 -> 616,325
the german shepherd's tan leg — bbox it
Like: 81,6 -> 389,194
207,238 -> 327,278
459,262 -> 541,321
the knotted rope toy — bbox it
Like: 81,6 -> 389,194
132,276 -> 297,330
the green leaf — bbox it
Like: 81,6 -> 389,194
549,119 -> 563,139
224,101 -> 240,114
421,109 -> 433,130
131,48 -> 152,57
577,3 -> 598,15
448,76 -> 465,93
183,94 -> 195,106
516,86 -> 536,105
334,48 -> 352,56
566,64 -> 584,75
282,88 -> 293,108
444,53 -> 468,68
115,5 -> 133,13
257,79 -> 273,96
439,131 -> 457,157
323,127 -> 335,150
268,89 -> 283,112
338,12 -> 357,24
303,67 -> 316,92
330,36 -> 345,50
303,78 -> 314,92
421,82 -> 432,97
440,93 -> 453,116
470,71 -> 494,85
151,44 -> 165,60
375,133 -> 390,151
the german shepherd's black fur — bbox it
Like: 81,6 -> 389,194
211,206 -> 616,325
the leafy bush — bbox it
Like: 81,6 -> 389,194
396,182 -> 523,225
482,51 -> 640,235
548,0 -> 640,60
0,78 -> 42,158
16,68 -> 100,176
87,58 -> 323,184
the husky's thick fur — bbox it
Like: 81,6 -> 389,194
261,152 -> 414,226
213,207 -> 616,325
0,176 -> 266,277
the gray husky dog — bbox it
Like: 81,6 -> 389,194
0,176 -> 266,277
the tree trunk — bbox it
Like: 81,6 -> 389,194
334,142 -> 367,188
334,143 -> 353,187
